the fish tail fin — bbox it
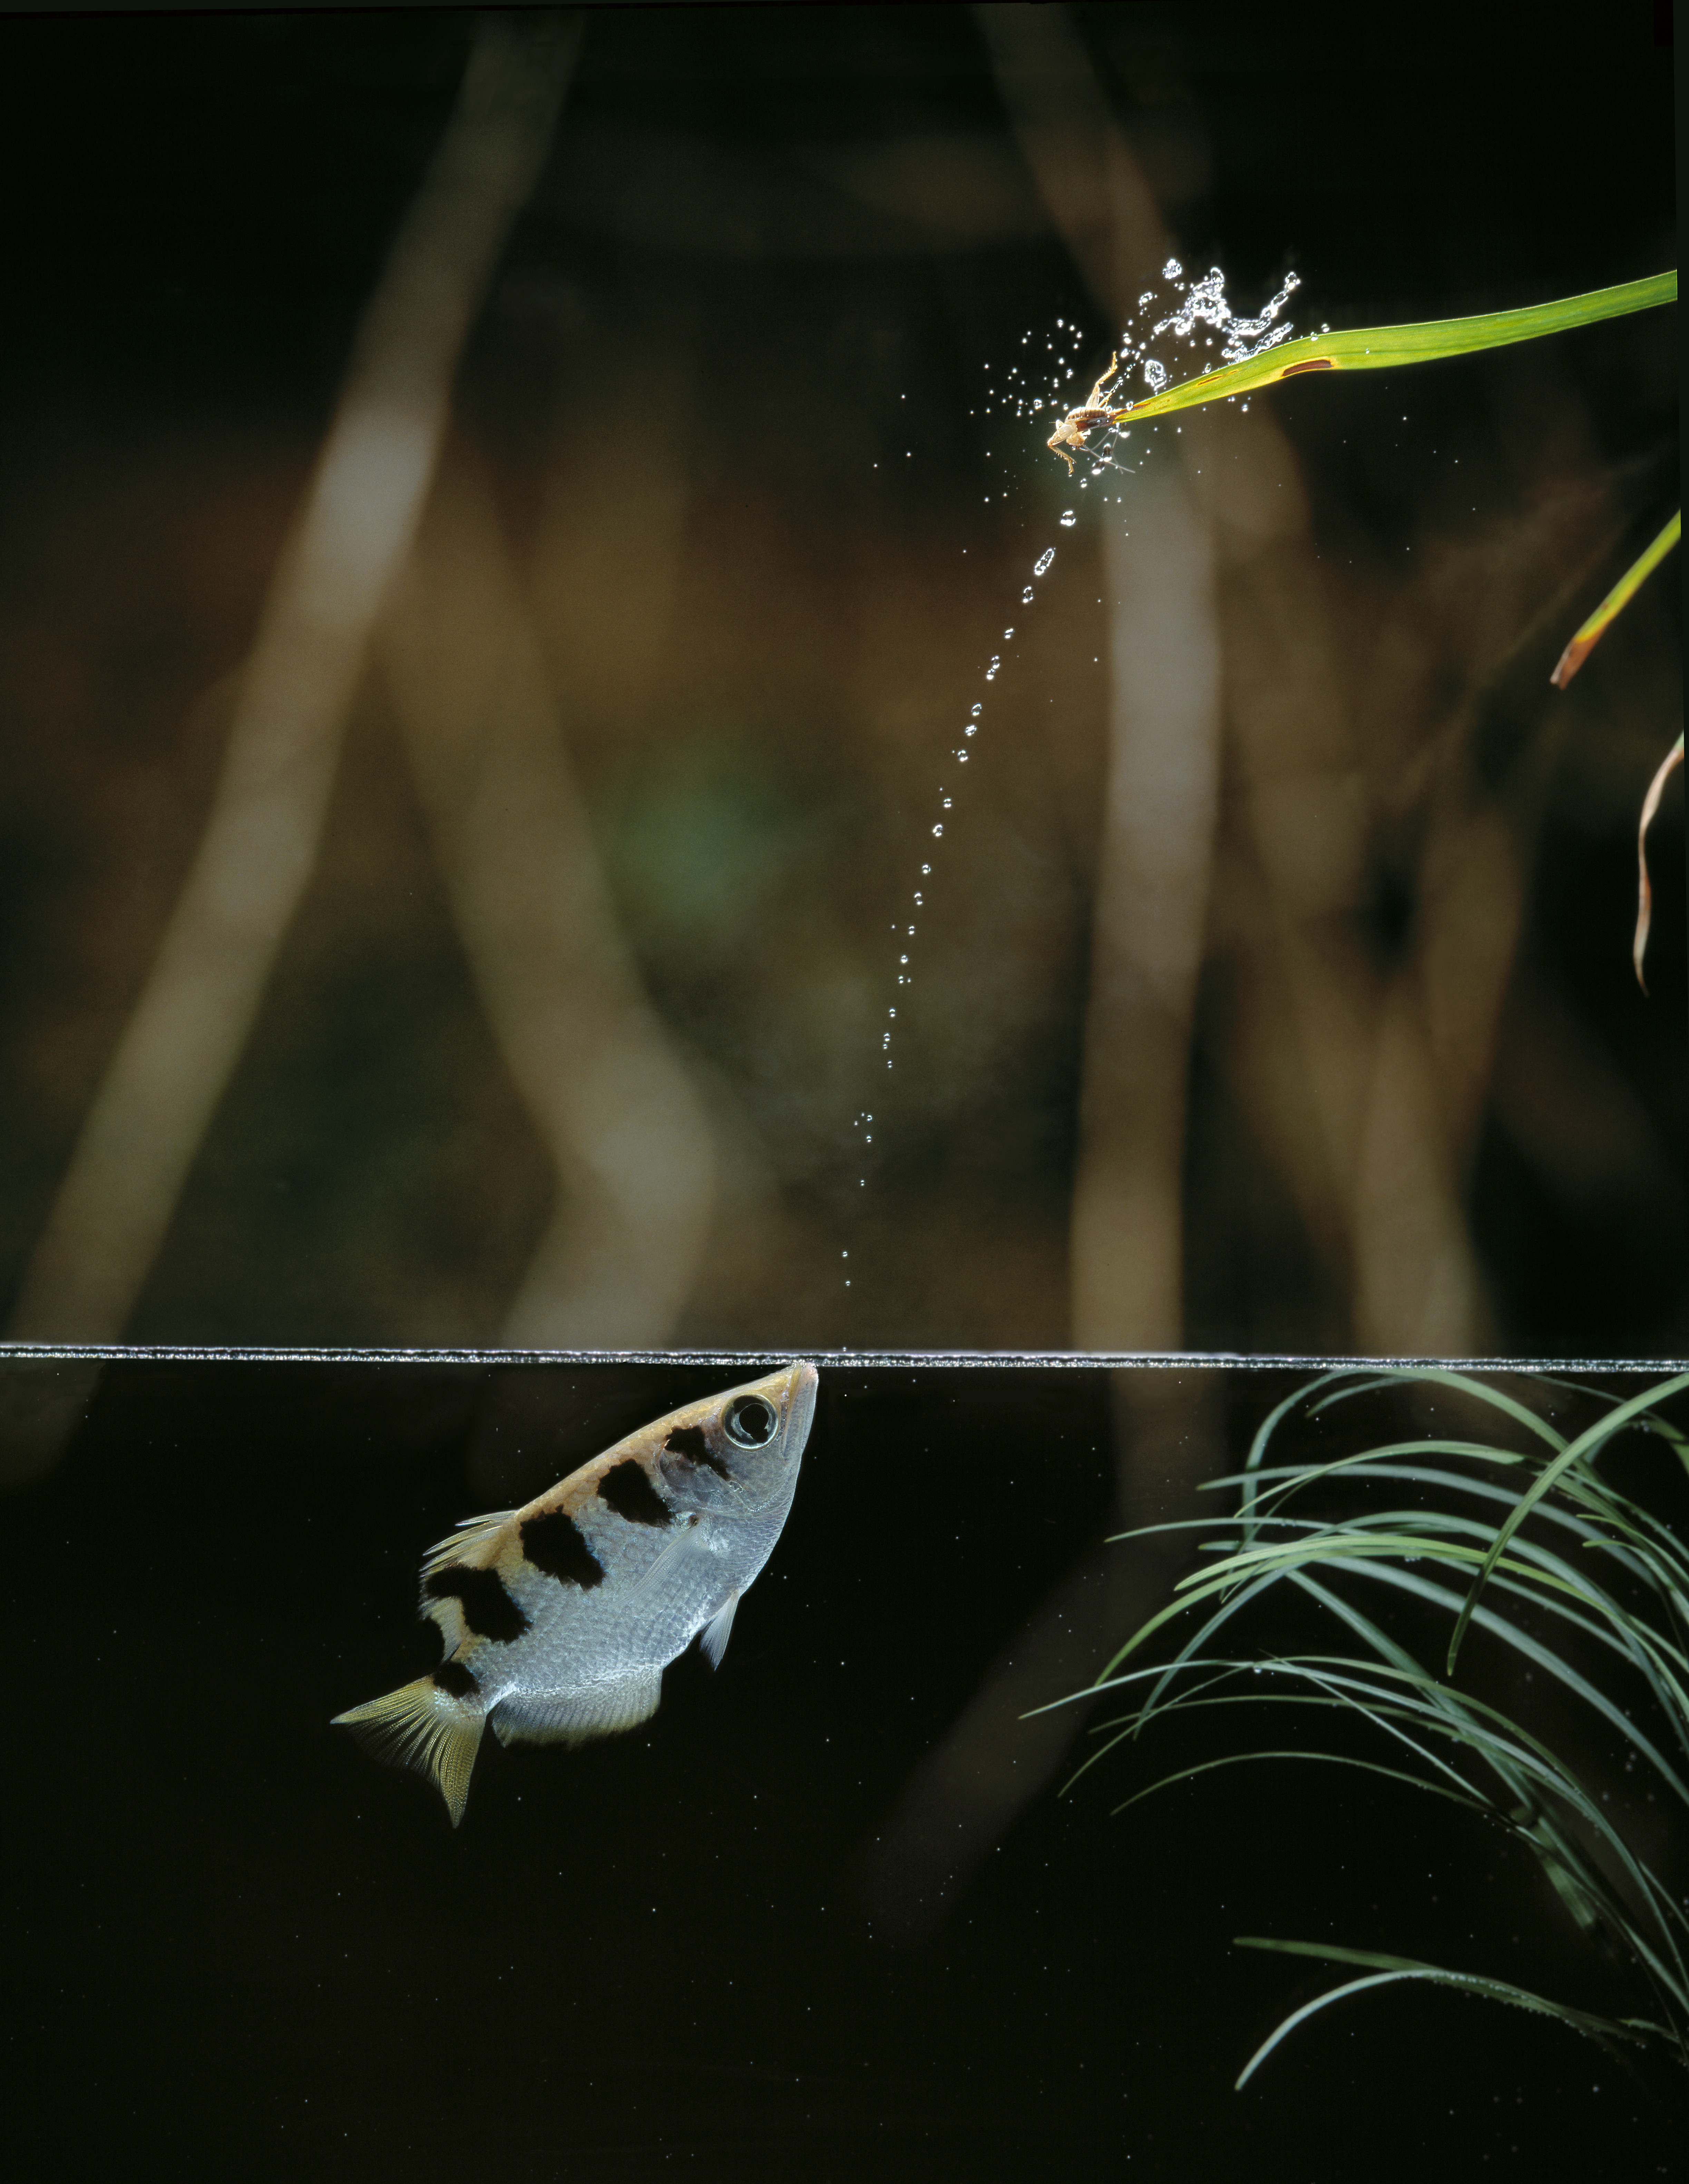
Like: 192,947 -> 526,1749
332,1675 -> 486,1827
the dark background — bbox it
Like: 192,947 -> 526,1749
8,1356 -> 1687,2177
0,3 -> 1681,2175
0,0 -> 1679,1356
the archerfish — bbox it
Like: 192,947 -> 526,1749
334,1362 -> 817,1824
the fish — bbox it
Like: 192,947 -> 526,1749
333,1361 -> 817,1824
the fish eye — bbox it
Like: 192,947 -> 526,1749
723,1396 -> 777,1449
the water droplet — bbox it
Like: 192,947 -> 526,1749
1143,358 -> 1168,393
912,893 -> 923,904
921,863 -> 931,875
970,704 -> 982,718
1059,509 -> 1077,527
1004,627 -> 1015,638
1163,257 -> 1182,279
907,925 -> 916,935
899,954 -> 909,964
964,725 -> 976,738
957,751 -> 968,763
941,797 -> 951,809
1021,587 -> 1034,603
1034,548 -> 1055,575
888,1007 -> 896,1018
932,824 -> 944,837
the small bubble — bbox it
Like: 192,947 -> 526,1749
900,954 -> 909,964
957,751 -> 968,763
932,825 -> 944,837
1163,257 -> 1182,278
1059,510 -> 1077,527
1004,627 -> 1016,638
1034,548 -> 1055,575
970,704 -> 982,718
941,797 -> 951,809
887,1007 -> 896,1018
963,725 -> 976,738
1021,587 -> 1034,603
920,863 -> 930,875
912,893 -> 922,904
908,925 -> 916,935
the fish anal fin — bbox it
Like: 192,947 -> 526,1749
492,1668 -> 663,1750
332,1675 -> 486,1827
699,1590 -> 740,1669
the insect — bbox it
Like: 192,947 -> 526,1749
333,1361 -> 818,1824
1047,352 -> 1124,473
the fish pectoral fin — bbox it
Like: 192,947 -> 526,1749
332,1675 -> 486,1828
491,1667 -> 663,1750
698,1590 -> 740,1669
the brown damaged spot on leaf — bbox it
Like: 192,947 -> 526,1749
1549,631 -> 1599,690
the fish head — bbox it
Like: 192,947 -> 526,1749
655,1360 -> 817,1516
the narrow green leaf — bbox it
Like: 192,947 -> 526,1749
1231,1939 -> 1652,2089
1447,1373 -> 1689,1675
1552,511 -> 1681,690
1062,271 -> 1677,439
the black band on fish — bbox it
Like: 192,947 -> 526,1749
665,1424 -> 731,1478
424,1562 -> 532,1644
433,1657 -> 481,1699
598,1457 -> 673,1528
520,1507 -> 606,1589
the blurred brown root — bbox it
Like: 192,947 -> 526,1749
4,18 -> 577,1348
380,455 -> 718,1346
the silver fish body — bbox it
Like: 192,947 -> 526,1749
334,1361 -> 817,1823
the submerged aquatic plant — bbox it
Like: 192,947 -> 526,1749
1057,1368 -> 1689,2087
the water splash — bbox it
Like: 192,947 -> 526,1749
1152,266 -> 1301,364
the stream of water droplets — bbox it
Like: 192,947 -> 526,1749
843,264 -> 1305,1295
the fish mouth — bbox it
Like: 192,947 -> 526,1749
733,1359 -> 818,1465
778,1358 -> 819,1458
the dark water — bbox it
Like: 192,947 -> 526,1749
8,1353 -> 1685,2177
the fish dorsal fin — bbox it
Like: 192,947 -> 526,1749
332,1675 -> 487,1828
491,1667 -> 663,1750
699,1589 -> 740,1669
420,1510 -> 516,1583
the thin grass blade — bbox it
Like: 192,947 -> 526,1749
1231,1940 -> 1651,2088
1552,512 -> 1681,690
1087,271 -> 1677,431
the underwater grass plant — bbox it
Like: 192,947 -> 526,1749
1056,1369 -> 1689,2087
